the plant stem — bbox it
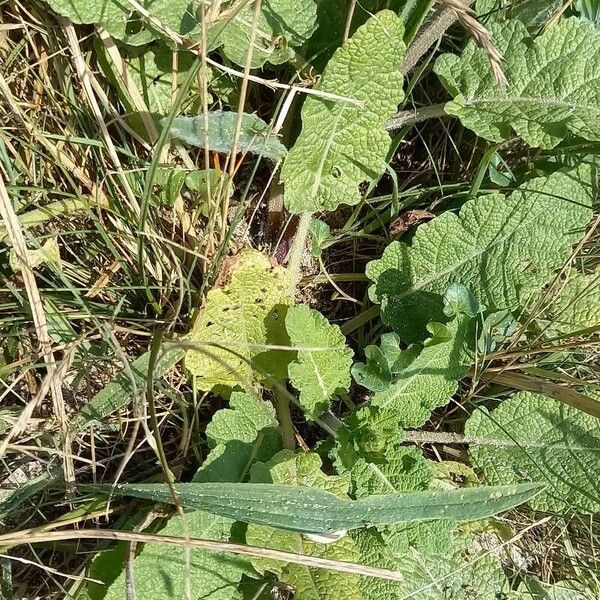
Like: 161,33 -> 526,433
402,0 -> 475,75
287,212 -> 312,292
274,390 -> 295,449
386,103 -> 447,131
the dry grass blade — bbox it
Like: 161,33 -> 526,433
438,0 -> 507,86
0,529 -> 405,582
477,370 -> 600,419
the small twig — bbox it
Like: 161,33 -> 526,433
343,0 -> 357,42
0,529 -> 405,582
223,0 -> 263,242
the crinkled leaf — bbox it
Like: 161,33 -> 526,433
466,390 -> 600,512
194,391 -> 281,483
282,11 -> 405,213
164,111 -> 287,161
302,0 -> 384,71
246,451 -> 362,600
435,18 -> 600,148
338,423 -> 509,599
545,272 -> 600,335
103,511 -> 249,600
350,446 -> 432,500
184,249 -> 293,391
369,319 -> 470,429
43,0 -> 201,46
367,167 -> 594,341
351,332 -> 409,392
355,531 -> 509,600
285,305 -> 353,419
218,0 -> 317,68
332,406 -> 406,472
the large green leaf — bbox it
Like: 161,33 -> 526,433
435,18 -> 600,148
466,391 -> 600,512
285,305 -> 353,419
218,0 -> 318,68
193,391 -> 282,483
356,531 -> 509,600
302,0 -> 384,70
246,451 -> 363,600
335,407 -> 510,599
96,480 -> 543,534
184,249 -> 293,391
43,0 -> 201,46
366,167 -> 594,341
282,10 -> 405,213
102,511 -> 250,600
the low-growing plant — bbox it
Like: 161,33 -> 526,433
1,1 -> 599,599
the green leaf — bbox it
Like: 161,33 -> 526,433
465,390 -> 600,512
127,46 -> 197,115
194,391 -> 282,483
102,511 -> 250,600
96,480 -> 544,534
368,319 -> 470,429
366,167 -> 594,341
282,10 -> 405,213
43,0 -> 201,46
285,305 -> 353,419
246,451 -> 363,600
332,406 -> 406,472
218,0 -> 318,68
477,0 -> 563,29
477,308 -> 518,353
435,18 -> 600,148
545,272 -> 600,335
356,531 -> 509,600
443,282 -> 481,318
164,111 -> 287,161
517,577 -> 589,600
0,473 -> 54,523
352,345 -> 392,392
309,218 -> 332,257
302,0 -> 384,71
184,249 -> 293,391
154,166 -> 187,205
